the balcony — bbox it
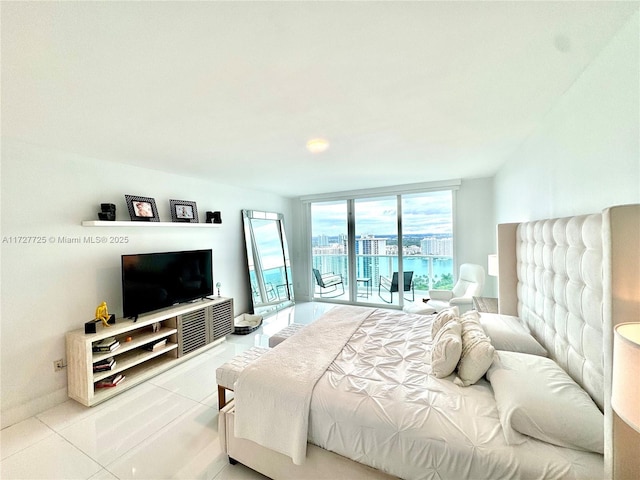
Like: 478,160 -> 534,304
312,254 -> 454,306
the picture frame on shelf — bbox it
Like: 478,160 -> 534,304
125,195 -> 160,222
169,199 -> 198,223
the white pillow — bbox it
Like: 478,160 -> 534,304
487,351 -> 604,454
479,313 -> 548,357
431,306 -> 460,336
454,310 -> 495,387
430,318 -> 462,378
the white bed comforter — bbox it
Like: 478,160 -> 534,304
308,307 -> 604,480
236,306 -> 604,479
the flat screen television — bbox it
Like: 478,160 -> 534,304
121,249 -> 213,318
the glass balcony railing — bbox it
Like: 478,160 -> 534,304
251,266 -> 293,304
312,254 -> 454,301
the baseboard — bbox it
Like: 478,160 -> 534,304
1,387 -> 68,429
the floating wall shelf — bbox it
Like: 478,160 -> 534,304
82,221 -> 220,228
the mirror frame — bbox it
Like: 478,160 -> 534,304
242,210 -> 294,316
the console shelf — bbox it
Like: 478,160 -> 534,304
93,342 -> 178,382
81,220 -> 220,228
66,297 -> 233,406
91,326 -> 177,363
90,355 -> 178,404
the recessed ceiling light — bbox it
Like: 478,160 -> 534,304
306,138 -> 329,153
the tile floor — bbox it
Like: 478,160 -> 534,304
0,302 -> 337,480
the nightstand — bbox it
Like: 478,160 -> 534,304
472,296 -> 498,313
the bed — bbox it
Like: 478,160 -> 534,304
219,204 -> 639,479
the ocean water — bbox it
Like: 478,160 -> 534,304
259,256 -> 453,292
399,257 -> 453,278
312,255 -> 453,285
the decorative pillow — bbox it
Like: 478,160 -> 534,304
479,313 -> 548,357
430,318 -> 462,378
454,310 -> 495,386
487,351 -> 604,454
431,306 -> 460,336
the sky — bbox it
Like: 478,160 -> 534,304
311,190 -> 453,237
252,219 -> 287,270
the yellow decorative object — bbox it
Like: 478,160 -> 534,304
95,301 -> 111,327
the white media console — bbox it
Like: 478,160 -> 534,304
66,297 -> 233,406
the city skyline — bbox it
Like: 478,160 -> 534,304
314,232 -> 453,240
314,233 -> 453,257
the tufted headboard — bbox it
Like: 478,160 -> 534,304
517,213 -> 605,407
496,204 -> 640,479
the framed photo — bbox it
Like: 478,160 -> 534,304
125,195 -> 160,222
169,199 -> 199,223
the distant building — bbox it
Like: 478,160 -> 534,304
356,235 -> 387,255
355,235 -> 387,281
317,234 -> 329,247
420,236 -> 453,256
314,244 -> 345,255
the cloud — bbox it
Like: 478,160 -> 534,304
312,191 -> 452,236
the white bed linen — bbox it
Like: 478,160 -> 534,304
234,305 -> 373,464
307,308 -> 604,480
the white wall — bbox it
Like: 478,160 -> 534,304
495,11 -> 639,223
0,140 -> 291,427
455,177 -> 496,295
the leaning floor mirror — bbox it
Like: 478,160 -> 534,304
242,210 -> 294,316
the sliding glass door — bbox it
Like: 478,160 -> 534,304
401,191 -> 454,293
310,189 -> 454,306
354,196 -> 400,304
311,201 -> 349,300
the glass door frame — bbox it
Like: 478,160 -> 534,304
303,180 -> 460,308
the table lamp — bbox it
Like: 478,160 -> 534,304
612,322 -> 640,479
487,254 -> 498,277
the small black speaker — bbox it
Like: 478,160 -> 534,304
99,203 -> 116,221
84,314 -> 116,334
206,211 -> 222,224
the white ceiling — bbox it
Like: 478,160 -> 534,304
2,1 -> 638,197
